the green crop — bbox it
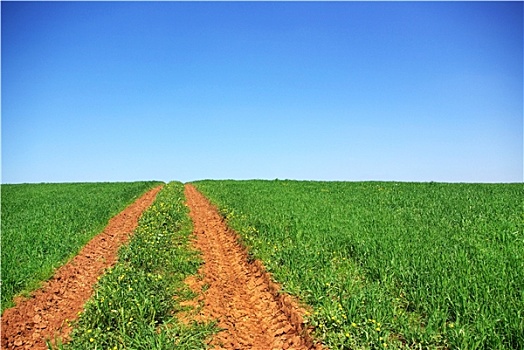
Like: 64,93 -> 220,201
194,180 -> 523,350
62,182 -> 215,350
1,181 -> 161,312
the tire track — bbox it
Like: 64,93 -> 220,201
184,184 -> 320,350
1,185 -> 163,350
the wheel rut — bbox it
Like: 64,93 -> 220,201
1,185 -> 163,350
184,184 -> 320,350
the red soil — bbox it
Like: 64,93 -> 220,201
1,185 -> 163,350
184,184 -> 322,350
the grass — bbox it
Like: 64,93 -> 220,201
61,181 -> 216,350
194,180 -> 523,350
1,181 -> 161,312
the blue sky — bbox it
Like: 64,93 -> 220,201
2,1 -> 522,183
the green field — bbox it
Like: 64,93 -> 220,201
63,181 -> 215,350
3,180 -> 522,349
194,180 -> 523,349
1,181 -> 161,311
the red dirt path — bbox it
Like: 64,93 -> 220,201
1,185 -> 163,350
184,184 -> 321,350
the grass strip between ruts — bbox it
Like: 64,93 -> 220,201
57,182 -> 216,350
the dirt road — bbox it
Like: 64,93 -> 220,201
2,184 -> 321,349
